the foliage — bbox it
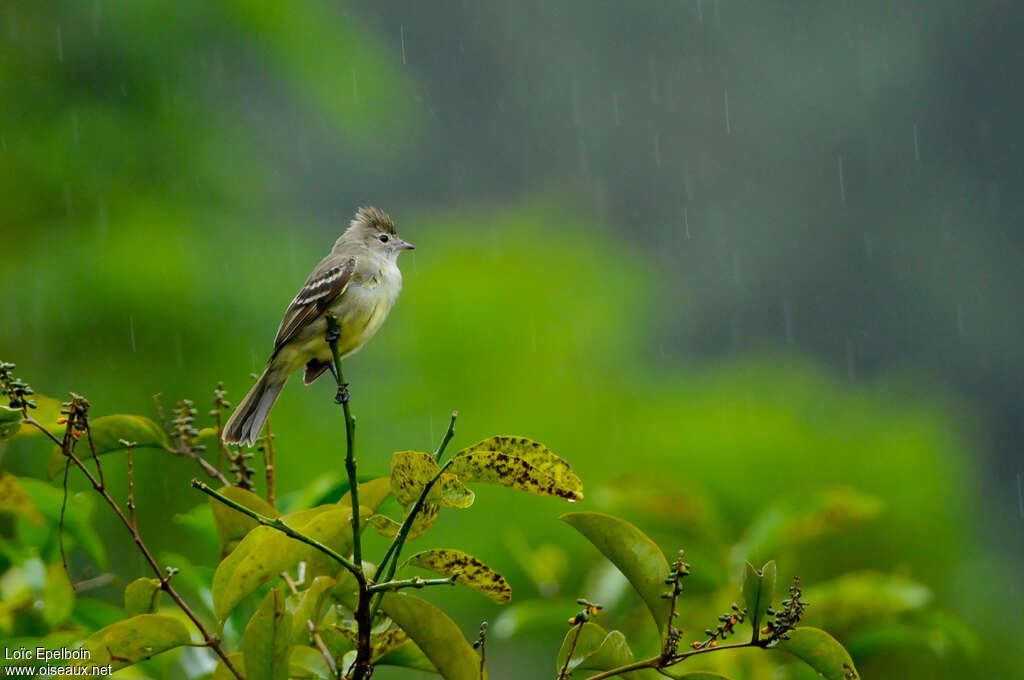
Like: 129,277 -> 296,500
0,359 -> 877,680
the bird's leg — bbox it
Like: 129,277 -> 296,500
328,360 -> 351,404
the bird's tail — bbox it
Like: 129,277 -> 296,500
221,369 -> 285,446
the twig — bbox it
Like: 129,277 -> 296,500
309,620 -> 340,679
25,410 -> 244,680
433,411 -> 458,462
191,479 -> 363,580
125,442 -> 137,528
558,621 -> 586,680
367,575 -> 458,594
262,417 -> 276,507
59,459 -> 71,578
169,446 -> 232,486
473,621 -> 488,679
582,641 -> 762,680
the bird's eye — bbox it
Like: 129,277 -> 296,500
378,234 -> 390,243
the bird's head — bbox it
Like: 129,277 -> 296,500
345,206 -> 414,259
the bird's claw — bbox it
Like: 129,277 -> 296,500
335,383 -> 351,404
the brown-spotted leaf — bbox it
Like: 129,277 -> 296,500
390,451 -> 473,509
403,549 -> 511,603
321,625 -> 410,661
369,503 -> 440,542
391,450 -> 440,505
210,485 -> 281,557
450,436 -> 583,501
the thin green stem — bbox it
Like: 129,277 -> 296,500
433,410 -> 458,462
370,460 -> 453,618
368,575 -> 458,594
191,479 -> 364,581
582,641 -> 762,680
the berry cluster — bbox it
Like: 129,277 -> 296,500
691,603 -> 747,650
763,576 -> 807,644
0,361 -> 36,411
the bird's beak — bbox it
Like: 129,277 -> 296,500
397,239 -> 415,251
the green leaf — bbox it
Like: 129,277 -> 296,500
664,673 -> 735,679
212,653 -> 246,680
17,477 -> 107,568
776,627 -> 859,680
742,560 -> 776,638
556,622 -> 637,677
56,614 -> 191,678
11,395 -> 64,439
47,414 -> 171,479
243,588 -> 293,680
0,405 -> 22,439
380,593 -> 485,680
340,476 -> 394,512
804,570 -> 931,629
43,562 -> 74,626
403,548 -> 511,603
0,471 -> 44,525
375,640 -> 437,673
556,622 -> 609,673
560,512 -> 671,631
124,577 -> 162,616
212,504 -> 361,619
450,436 -> 583,501
210,485 -> 282,557
289,646 -> 332,679
733,487 -> 882,570
289,575 -> 336,645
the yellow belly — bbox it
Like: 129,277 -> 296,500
273,278 -> 397,375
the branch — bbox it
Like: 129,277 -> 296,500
367,575 -> 459,594
558,622 -> 586,680
582,641 -> 763,680
191,479 -> 364,581
171,444 -> 231,486
26,411 -> 243,680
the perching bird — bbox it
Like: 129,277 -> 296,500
222,206 -> 413,445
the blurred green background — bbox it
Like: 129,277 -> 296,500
1,1 -> 1022,678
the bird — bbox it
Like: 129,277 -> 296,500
222,206 -> 413,446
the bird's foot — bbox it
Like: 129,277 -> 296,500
335,382 -> 351,404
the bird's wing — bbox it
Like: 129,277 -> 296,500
271,256 -> 356,357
